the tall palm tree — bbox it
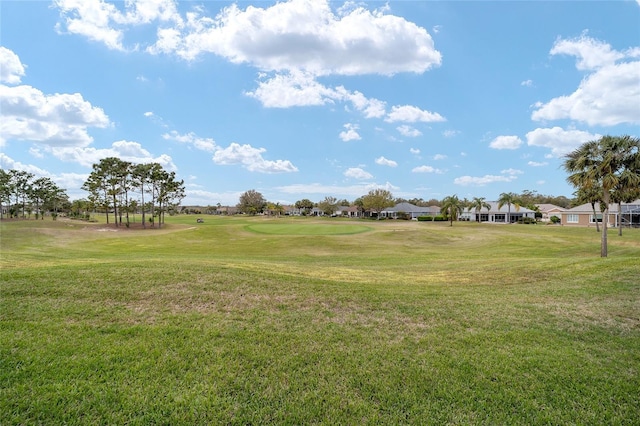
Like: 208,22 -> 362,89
497,192 -> 520,224
440,195 -> 464,227
470,197 -> 491,223
564,135 -> 640,257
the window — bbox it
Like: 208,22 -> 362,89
494,214 -> 506,222
590,214 -> 603,223
567,214 -> 579,223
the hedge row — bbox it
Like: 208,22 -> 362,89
417,215 -> 447,221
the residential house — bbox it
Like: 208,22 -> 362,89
460,201 -> 536,223
336,205 -> 362,218
562,200 -> 640,227
536,204 -> 566,223
381,202 -> 440,220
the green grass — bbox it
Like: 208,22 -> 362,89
1,216 -> 639,424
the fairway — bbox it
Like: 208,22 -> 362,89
246,222 -> 372,235
1,216 -> 639,425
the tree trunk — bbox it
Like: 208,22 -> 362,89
618,201 -> 623,236
591,202 -> 600,232
601,194 -> 610,258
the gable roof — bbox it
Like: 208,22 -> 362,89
536,203 -> 566,212
565,200 -> 640,213
464,201 -> 535,214
387,202 -> 439,213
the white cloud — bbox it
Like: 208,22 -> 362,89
144,0 -> 441,76
47,140 -> 177,170
0,46 -> 26,84
246,72 -> 387,119
433,154 -> 447,160
385,105 -> 445,123
501,168 -> 523,175
54,0 -> 182,51
489,135 -> 522,150
397,125 -> 422,137
532,35 -> 640,126
521,79 -> 533,87
375,156 -> 397,167
454,168 -> 521,186
528,161 -> 548,167
246,71 -> 337,108
412,165 -> 443,174
526,127 -> 601,157
0,153 -> 50,176
550,33 -> 625,70
443,130 -> 460,138
344,167 -> 373,180
454,174 -> 517,186
213,142 -> 298,173
276,181 -> 399,197
162,130 -> 217,152
409,148 -> 420,155
0,84 -> 110,146
143,111 -> 154,117
339,123 -> 361,142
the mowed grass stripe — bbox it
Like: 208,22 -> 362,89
245,223 -> 372,235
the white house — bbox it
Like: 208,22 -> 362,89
381,202 -> 440,220
460,201 -> 536,223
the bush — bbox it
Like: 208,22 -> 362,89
550,215 -> 561,224
418,215 -> 446,221
518,217 -> 537,224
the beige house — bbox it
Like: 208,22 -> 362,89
536,204 -> 566,223
561,200 -> 640,227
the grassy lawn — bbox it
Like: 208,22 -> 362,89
1,216 -> 639,424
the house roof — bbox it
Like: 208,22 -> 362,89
463,201 -> 535,214
386,202 -> 439,213
565,200 -> 640,213
536,203 -> 566,212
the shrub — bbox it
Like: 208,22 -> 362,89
518,217 -> 537,224
550,215 -> 561,224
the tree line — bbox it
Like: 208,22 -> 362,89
0,169 -> 68,220
81,157 -> 185,228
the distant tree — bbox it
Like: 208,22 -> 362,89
266,202 -> 285,217
10,170 -> 34,218
294,198 -> 314,215
317,196 -> 338,216
131,163 -> 153,229
362,189 -> 394,219
237,190 -> 266,215
440,195 -> 464,226
470,197 -> 491,223
497,192 -> 521,224
30,177 -> 56,220
0,169 -> 11,219
353,197 -> 365,217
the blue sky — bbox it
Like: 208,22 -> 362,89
1,0 -> 639,206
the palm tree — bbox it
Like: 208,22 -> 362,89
440,195 -> 464,226
564,135 -> 640,257
470,197 -> 491,223
497,192 -> 521,224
